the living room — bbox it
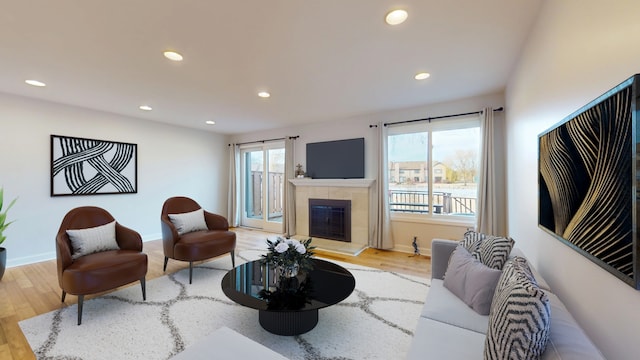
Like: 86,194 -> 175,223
2,1 -> 640,359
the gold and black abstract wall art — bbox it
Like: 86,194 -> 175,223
538,74 -> 640,289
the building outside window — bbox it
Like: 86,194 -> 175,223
387,115 -> 480,218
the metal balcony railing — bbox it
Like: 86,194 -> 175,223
389,190 -> 476,215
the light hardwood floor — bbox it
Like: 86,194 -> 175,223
0,227 -> 431,360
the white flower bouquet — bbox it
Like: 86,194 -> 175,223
261,237 -> 315,272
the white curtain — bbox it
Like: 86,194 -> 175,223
371,122 -> 394,249
283,137 -> 296,237
476,107 -> 503,235
227,144 -> 241,227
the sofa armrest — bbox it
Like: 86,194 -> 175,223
431,239 -> 459,280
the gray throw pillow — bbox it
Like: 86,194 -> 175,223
443,245 -> 502,315
66,221 -> 119,260
168,208 -> 208,235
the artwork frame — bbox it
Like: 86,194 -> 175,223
538,74 -> 640,289
50,135 -> 138,196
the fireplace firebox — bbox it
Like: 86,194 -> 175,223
308,199 -> 351,242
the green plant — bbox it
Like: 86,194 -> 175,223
0,187 -> 17,246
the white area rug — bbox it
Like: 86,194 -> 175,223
19,248 -> 429,360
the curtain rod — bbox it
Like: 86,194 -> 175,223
229,135 -> 299,146
368,107 -> 504,128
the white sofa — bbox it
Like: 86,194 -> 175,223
407,239 -> 606,359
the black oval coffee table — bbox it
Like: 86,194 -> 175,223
221,258 -> 355,335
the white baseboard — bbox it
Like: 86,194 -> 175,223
8,251 -> 56,268
392,243 -> 432,258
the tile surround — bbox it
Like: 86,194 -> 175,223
289,179 -> 375,247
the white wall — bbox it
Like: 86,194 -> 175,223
229,92 -> 504,254
0,93 -> 228,267
506,1 -> 640,358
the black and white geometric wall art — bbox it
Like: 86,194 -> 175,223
50,135 -> 137,196
538,74 -> 640,289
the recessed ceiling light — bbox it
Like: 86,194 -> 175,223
415,72 -> 431,80
205,120 -> 216,125
25,79 -> 46,87
163,50 -> 183,62
139,105 -> 153,111
258,91 -> 271,98
385,9 -> 408,25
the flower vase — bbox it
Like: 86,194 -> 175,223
280,263 -> 299,278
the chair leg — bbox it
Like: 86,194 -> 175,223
189,261 -> 193,284
231,250 -> 235,268
163,256 -> 169,272
61,290 -> 66,303
140,277 -> 146,301
77,295 -> 84,326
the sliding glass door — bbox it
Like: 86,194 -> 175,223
240,142 -> 285,232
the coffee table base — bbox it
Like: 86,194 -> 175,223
258,309 -> 319,336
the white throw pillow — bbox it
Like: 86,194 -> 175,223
484,260 -> 551,359
66,221 -> 119,260
168,208 -> 208,235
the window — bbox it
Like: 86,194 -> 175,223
387,115 -> 480,219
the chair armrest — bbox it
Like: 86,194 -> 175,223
431,239 -> 459,280
55,232 -> 73,285
115,223 -> 143,251
204,211 -> 229,230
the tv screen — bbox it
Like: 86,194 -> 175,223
306,138 -> 364,179
538,74 -> 639,289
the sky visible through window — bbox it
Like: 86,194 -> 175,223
388,127 -> 479,163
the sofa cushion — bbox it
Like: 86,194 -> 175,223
473,235 -> 515,270
66,221 -> 119,260
542,292 -> 606,360
422,279 -> 489,334
407,317 -> 486,360
443,245 -> 502,315
169,208 -> 208,235
484,262 -> 551,360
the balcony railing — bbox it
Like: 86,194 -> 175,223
389,190 -> 476,215
247,171 -> 284,221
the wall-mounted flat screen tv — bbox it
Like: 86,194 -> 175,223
538,74 -> 640,289
306,138 -> 365,179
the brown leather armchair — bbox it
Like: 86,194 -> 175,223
161,196 -> 236,283
56,206 -> 148,325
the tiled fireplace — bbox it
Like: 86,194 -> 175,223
289,178 -> 375,248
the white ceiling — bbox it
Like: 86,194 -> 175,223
0,1 -> 541,135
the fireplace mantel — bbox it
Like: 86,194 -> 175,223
289,178 -> 375,188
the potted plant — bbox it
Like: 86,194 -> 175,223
0,187 -> 17,281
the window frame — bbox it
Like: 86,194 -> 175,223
386,115 -> 480,226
